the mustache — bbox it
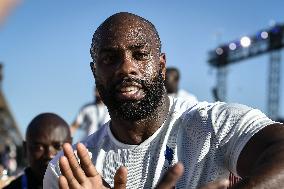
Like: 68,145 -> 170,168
112,77 -> 146,88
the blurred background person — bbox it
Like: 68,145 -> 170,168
0,164 -> 15,188
71,87 -> 110,141
0,144 -> 17,176
3,113 -> 72,189
165,67 -> 198,104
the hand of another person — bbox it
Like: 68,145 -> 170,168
198,179 -> 230,189
58,143 -> 127,189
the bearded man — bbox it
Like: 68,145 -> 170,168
44,12 -> 284,189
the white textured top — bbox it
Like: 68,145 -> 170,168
44,97 -> 274,189
168,89 -> 198,105
75,102 -> 110,136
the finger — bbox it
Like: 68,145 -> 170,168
59,175 -> 69,189
59,156 -> 81,189
156,162 -> 184,189
114,166 -> 128,189
62,143 -> 87,184
77,143 -> 100,177
199,179 -> 229,189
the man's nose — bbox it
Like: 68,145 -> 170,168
116,53 -> 139,77
45,146 -> 57,159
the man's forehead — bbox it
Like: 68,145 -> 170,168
91,13 -> 161,58
28,125 -> 67,137
99,43 -> 152,53
97,25 -> 154,48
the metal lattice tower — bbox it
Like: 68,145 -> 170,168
208,24 -> 284,119
216,66 -> 227,101
268,51 -> 281,120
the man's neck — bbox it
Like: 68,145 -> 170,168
110,95 -> 170,145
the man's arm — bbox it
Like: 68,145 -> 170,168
236,123 -> 284,188
70,122 -> 80,135
70,109 -> 85,135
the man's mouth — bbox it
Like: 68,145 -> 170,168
115,83 -> 145,100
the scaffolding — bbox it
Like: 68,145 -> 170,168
208,24 -> 284,119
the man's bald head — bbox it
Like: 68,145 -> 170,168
26,112 -> 71,141
90,12 -> 161,61
25,113 -> 72,183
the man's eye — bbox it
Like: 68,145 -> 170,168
30,144 -> 44,151
102,56 -> 113,64
53,143 -> 63,151
133,52 -> 151,60
100,54 -> 117,65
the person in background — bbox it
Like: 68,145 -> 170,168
4,113 -> 72,189
165,67 -> 198,104
0,164 -> 15,188
71,87 -> 110,140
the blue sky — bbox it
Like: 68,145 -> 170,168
1,0 -> 283,138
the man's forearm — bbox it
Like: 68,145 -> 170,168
234,141 -> 284,189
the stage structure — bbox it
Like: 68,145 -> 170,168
208,24 -> 284,120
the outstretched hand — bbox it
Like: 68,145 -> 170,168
58,143 -> 127,189
58,143 -> 230,189
58,143 -> 185,189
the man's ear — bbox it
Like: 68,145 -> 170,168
90,62 -> 96,79
159,53 -> 166,80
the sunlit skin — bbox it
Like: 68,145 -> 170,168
24,113 -> 72,185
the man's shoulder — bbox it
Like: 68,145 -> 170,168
83,123 -> 109,146
171,99 -> 241,124
171,97 -> 215,115
177,89 -> 198,102
170,95 -> 197,110
210,102 -> 254,117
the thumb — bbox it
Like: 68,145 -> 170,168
114,166 -> 128,189
156,162 -> 184,189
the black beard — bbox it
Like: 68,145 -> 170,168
96,70 -> 166,121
